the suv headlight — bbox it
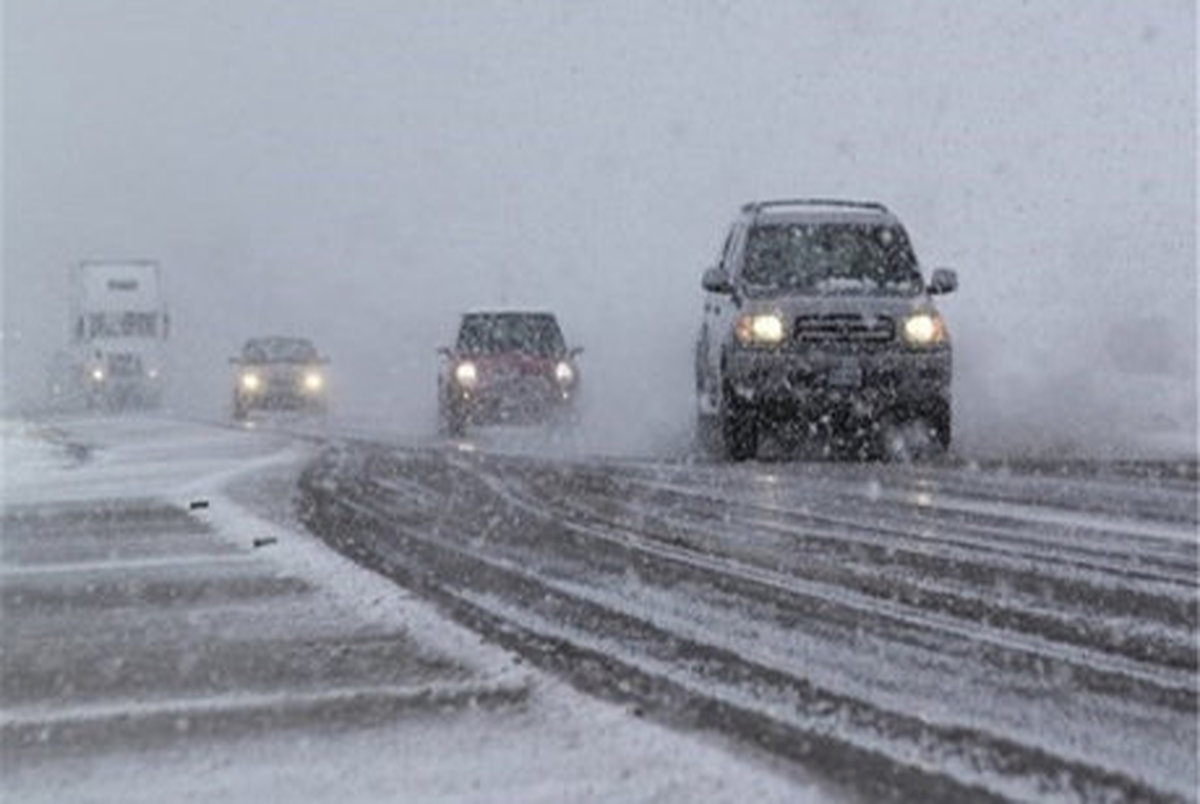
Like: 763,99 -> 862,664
240,371 -> 261,391
735,313 -> 785,345
902,313 -> 948,346
303,370 -> 324,392
454,361 -> 479,388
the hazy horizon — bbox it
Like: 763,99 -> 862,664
4,0 -> 1195,458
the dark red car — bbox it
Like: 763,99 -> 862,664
438,311 -> 582,436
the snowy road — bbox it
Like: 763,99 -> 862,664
300,435 -> 1199,803
2,414 -> 1195,802
0,417 -> 828,803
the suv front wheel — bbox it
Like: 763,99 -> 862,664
440,399 -> 467,437
720,385 -> 758,461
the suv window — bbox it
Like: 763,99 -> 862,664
741,223 -> 922,296
457,313 -> 565,357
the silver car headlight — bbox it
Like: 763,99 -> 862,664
303,370 -> 324,392
240,371 -> 261,392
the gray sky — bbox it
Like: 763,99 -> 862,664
3,1 -> 1195,455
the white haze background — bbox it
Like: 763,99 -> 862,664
3,1 -> 1196,458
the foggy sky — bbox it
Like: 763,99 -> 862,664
3,1 -> 1196,457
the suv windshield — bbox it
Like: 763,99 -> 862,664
457,313 -> 565,357
742,223 -> 923,295
243,338 -> 318,363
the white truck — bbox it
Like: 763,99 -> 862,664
49,260 -> 170,410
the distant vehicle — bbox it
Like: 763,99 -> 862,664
50,260 -> 170,411
695,199 -> 958,460
230,336 -> 329,420
438,311 -> 582,436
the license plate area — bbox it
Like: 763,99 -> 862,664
828,359 -> 863,388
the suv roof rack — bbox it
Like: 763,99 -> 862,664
741,198 -> 890,215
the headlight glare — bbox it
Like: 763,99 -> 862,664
903,313 -> 947,345
735,313 -> 785,345
454,361 -> 478,388
554,361 -> 575,386
240,372 -> 261,391
303,371 -> 324,392
90,367 -> 105,383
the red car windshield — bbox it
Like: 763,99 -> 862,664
457,314 -> 565,357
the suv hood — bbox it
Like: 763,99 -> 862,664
743,294 -> 936,320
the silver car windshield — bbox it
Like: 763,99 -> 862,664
243,338 -> 318,364
742,223 -> 923,295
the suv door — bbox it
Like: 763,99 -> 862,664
697,223 -> 744,409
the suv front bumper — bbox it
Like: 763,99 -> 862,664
724,345 -> 950,420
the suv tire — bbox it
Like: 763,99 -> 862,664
930,406 -> 952,452
442,404 -> 467,437
721,388 -> 758,461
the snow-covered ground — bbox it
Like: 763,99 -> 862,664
0,415 -> 834,803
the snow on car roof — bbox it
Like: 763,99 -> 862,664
752,207 -> 900,226
462,309 -> 559,317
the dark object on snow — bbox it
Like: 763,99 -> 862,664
252,536 -> 278,549
188,499 -> 210,510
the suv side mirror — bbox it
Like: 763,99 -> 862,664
436,347 -> 453,358
702,266 -> 734,294
568,346 -> 584,358
928,268 -> 958,295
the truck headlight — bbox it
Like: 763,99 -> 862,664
90,367 -> 105,383
735,313 -> 785,345
303,371 -> 324,392
454,361 -> 478,388
554,361 -> 575,386
240,371 -> 261,392
902,313 -> 948,346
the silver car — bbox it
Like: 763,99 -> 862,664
695,199 -> 958,460
230,336 -> 329,420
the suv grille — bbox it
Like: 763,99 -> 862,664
794,314 -> 894,343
